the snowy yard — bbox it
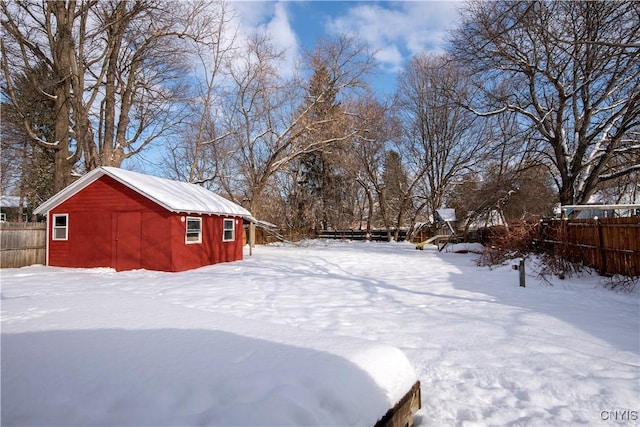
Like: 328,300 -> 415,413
2,240 -> 639,426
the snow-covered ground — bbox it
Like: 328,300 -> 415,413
2,240 -> 639,426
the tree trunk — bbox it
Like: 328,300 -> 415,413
50,1 -> 75,191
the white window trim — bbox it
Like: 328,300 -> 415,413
223,218 -> 235,242
185,216 -> 202,244
52,213 -> 69,241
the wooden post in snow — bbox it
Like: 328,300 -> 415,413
249,222 -> 255,256
594,217 -> 607,276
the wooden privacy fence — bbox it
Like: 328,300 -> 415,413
0,222 -> 46,268
538,218 -> 640,277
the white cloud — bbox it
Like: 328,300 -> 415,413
265,2 -> 300,76
326,1 -> 462,73
374,46 -> 405,73
230,1 -> 300,78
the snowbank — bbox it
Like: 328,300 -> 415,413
1,276 -> 416,426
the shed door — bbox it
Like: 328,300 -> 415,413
114,212 -> 141,271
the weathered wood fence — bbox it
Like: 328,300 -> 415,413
538,218 -> 640,277
0,222 -> 46,268
317,229 -> 408,242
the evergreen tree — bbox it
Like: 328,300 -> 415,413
294,64 -> 344,230
1,63 -> 56,217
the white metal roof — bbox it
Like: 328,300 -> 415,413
561,204 -> 640,211
34,167 -> 253,220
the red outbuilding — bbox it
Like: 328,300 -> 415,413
33,167 -> 254,272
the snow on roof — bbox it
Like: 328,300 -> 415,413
34,167 -> 253,220
464,209 -> 507,230
255,219 -> 278,229
436,208 -> 456,222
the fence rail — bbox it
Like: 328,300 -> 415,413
538,218 -> 640,277
0,222 -> 46,268
316,229 -> 407,242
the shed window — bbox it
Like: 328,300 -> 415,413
53,214 -> 68,240
223,218 -> 235,242
186,217 -> 202,244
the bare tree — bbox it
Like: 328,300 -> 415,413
396,53 -> 489,226
163,2 -> 237,187
84,0 -> 196,169
449,163 -> 557,234
594,144 -> 640,205
346,96 -> 399,235
381,149 -> 411,240
452,106 -> 555,227
217,33 -> 375,218
2,1 -> 87,191
215,31 -> 292,213
1,0 -> 214,191
450,0 -> 640,205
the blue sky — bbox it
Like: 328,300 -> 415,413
230,1 -> 464,95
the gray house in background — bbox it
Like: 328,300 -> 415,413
0,196 -> 23,222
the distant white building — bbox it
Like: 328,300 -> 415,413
561,204 -> 640,219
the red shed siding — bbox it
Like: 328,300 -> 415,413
140,211 -> 173,271
47,175 -> 244,272
169,215 -> 243,271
